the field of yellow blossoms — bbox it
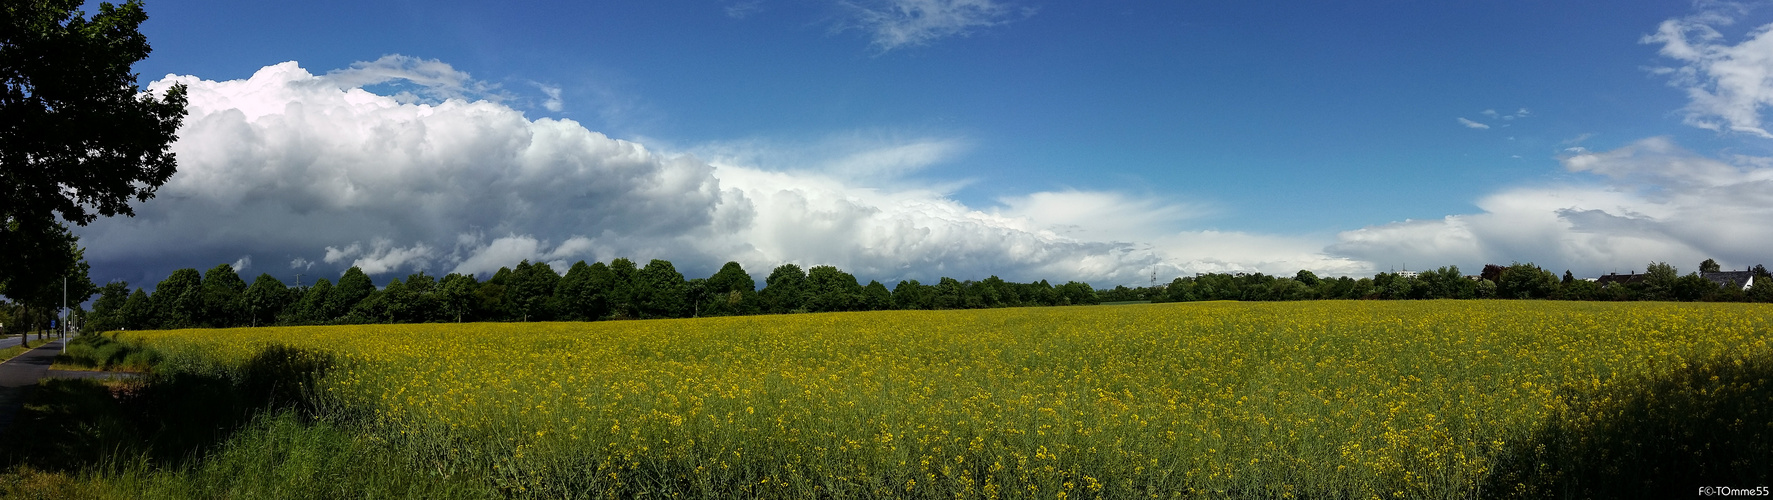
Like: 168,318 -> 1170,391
120,300 -> 1773,498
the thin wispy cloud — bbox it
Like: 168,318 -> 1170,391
726,0 -> 763,19
1480,108 -> 1531,121
322,54 -> 504,103
533,82 -> 565,112
1464,108 -> 1527,130
836,0 -> 1033,52
1643,4 -> 1773,137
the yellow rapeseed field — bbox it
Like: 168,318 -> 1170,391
121,300 -> 1773,498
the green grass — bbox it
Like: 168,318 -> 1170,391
0,345 -> 29,364
0,353 -> 498,499
50,334 -> 157,372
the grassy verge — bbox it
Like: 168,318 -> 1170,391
0,345 -> 29,364
49,334 -> 156,372
0,343 -> 498,499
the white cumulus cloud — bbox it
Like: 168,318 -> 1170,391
82,59 -> 722,283
1328,137 -> 1773,275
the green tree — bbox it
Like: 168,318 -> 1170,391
1098,285 -> 1141,303
634,259 -> 687,319
1191,274 -> 1241,301
861,280 -> 892,311
1374,272 -> 1413,300
891,280 -> 932,310
1,0 -> 188,294
1700,258 -> 1722,273
282,278 -> 332,325
393,272 -> 438,323
805,265 -> 861,312
505,260 -> 560,321
152,268 -> 202,328
119,287 -> 150,329
1315,276 -> 1354,300
1350,277 -> 1378,299
438,273 -> 478,323
372,277 -> 410,323
554,261 -> 596,321
1268,278 -> 1314,301
85,280 -> 129,332
1497,262 -> 1558,299
761,264 -> 808,314
605,258 -> 639,319
934,277 -> 966,309
199,263 -> 246,327
1056,281 -> 1098,305
1638,262 -> 1680,301
707,262 -> 756,295
1029,280 -> 1059,306
974,276 -> 1011,307
478,269 -> 512,321
241,273 -> 287,327
683,278 -> 710,317
1480,264 -> 1505,283
325,267 -> 374,321
1672,273 -> 1719,302
1164,277 -> 1196,302
1415,266 -> 1473,300
1293,270 -> 1321,287
0,222 -> 92,336
1748,275 -> 1773,303
555,262 -> 615,321
702,261 -> 757,316
348,279 -> 392,324
1557,279 -> 1600,301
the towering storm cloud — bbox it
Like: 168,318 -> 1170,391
81,59 -> 1259,287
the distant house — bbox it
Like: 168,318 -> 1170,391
1701,271 -> 1756,291
1595,272 -> 1646,287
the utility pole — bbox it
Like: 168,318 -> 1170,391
61,275 -> 67,352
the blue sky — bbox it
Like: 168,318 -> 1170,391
76,0 -> 1773,287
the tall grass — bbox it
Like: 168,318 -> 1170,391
54,334 -> 159,371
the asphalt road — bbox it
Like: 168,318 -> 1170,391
0,339 -> 64,433
0,333 -> 70,350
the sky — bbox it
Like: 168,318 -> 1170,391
72,0 -> 1773,289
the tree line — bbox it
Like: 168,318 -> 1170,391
75,259 -> 1103,331
12,257 -> 1768,334
1099,260 -> 1773,304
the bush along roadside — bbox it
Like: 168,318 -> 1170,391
53,334 -> 159,372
